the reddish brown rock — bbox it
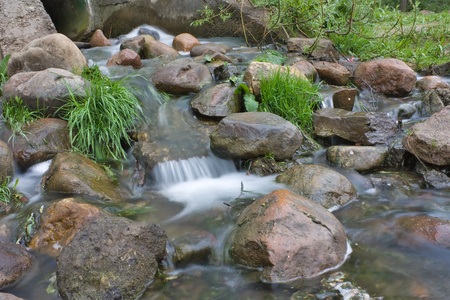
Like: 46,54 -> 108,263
290,59 -> 318,81
143,39 -> 179,59
395,215 -> 450,248
312,61 -> 351,86
416,76 -> 449,90
120,36 -> 146,57
172,33 -> 200,52
90,29 -> 111,47
0,241 -> 32,288
106,49 -> 142,69
332,88 -> 358,111
190,43 -> 230,57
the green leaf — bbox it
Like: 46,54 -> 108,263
0,54 -> 11,76
205,54 -> 212,62
244,93 -> 258,112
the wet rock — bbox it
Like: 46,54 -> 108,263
395,215 -> 450,248
229,189 -> 348,282
326,146 -> 388,172
383,136 -> 416,170
289,58 -> 318,81
332,88 -> 358,111
0,141 -> 14,182
313,108 -> 398,145
432,62 -> 450,76
201,51 -> 234,64
397,103 -> 417,119
403,105 -> 450,166
421,89 -> 450,116
416,76 -> 449,90
42,152 -> 132,202
353,58 -> 416,97
172,230 -> 216,266
276,164 -> 356,209
28,198 -> 103,257
312,61 -> 351,86
243,61 -> 307,97
138,28 -> 160,40
152,59 -> 213,94
0,293 -> 24,300
9,118 -> 71,170
2,68 -> 89,117
248,157 -> 287,176
191,83 -> 241,118
286,38 -> 340,61
120,36 -> 146,57
90,29 -> 111,47
0,241 -> 33,288
106,49 -> 142,69
7,33 -> 87,77
190,43 -> 230,57
172,33 -> 201,52
210,112 -> 303,160
57,214 -> 167,300
143,39 -> 179,59
0,0 -> 56,57
421,169 -> 450,189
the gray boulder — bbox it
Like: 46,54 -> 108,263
287,38 -> 340,61
57,214 -> 167,300
210,112 -> 303,160
229,189 -> 348,282
276,164 -> 356,209
7,34 -> 87,77
313,108 -> 398,145
0,141 -> 14,182
3,68 -> 88,117
403,105 -> 450,166
0,0 -> 56,57
191,83 -> 242,118
326,146 -> 388,172
0,241 -> 33,288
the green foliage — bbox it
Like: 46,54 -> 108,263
0,54 -> 11,97
381,0 -> 450,12
61,65 -> 143,161
2,96 -> 44,145
258,68 -> 322,135
234,82 -> 258,112
0,176 -> 21,205
190,5 -> 232,27
255,50 -> 287,65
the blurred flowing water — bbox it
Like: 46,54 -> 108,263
2,25 -> 450,300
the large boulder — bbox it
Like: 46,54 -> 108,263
229,189 -> 348,282
28,198 -> 103,257
57,214 -> 167,300
276,164 -> 356,209
353,58 -> 417,97
7,33 -> 87,77
191,83 -> 242,118
2,68 -> 89,117
9,118 -> 71,170
42,152 -> 133,202
403,105 -> 450,166
0,241 -> 33,288
313,108 -> 398,145
326,146 -> 388,172
152,58 -> 213,94
0,0 -> 56,57
210,112 -> 303,160
0,141 -> 14,183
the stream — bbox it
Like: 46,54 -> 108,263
2,25 -> 450,299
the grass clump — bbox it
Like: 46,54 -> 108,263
0,177 -> 23,212
258,68 -> 322,135
61,65 -> 143,161
0,54 -> 11,97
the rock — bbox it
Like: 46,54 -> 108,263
276,165 -> 356,209
416,76 -> 449,90
421,169 -> 450,189
0,293 -> 24,300
395,215 -> 450,248
2,68 -> 89,118
326,146 -> 388,172
353,58 -> 417,97
56,214 -> 167,300
286,38 -> 340,61
172,230 -> 216,266
332,88 -> 358,111
152,59 -> 213,94
229,189 -> 348,282
312,61 -> 351,86
397,103 -> 417,119
421,89 -> 450,116
243,61 -> 307,97
313,108 -> 398,145
106,49 -> 142,69
403,105 -> 450,166
0,141 -> 14,182
0,0 -> 56,56
9,118 -> 71,170
138,28 -> 160,40
172,33 -> 201,52
28,198 -> 103,257
0,241 -> 33,288
120,36 -> 146,57
432,62 -> 450,76
42,152 -> 132,202
248,157 -> 287,176
7,33 -> 87,77
90,29 -> 111,47
210,112 -> 303,160
190,43 -> 230,57
143,40 -> 179,59
289,59 -> 318,81
191,83 -> 241,118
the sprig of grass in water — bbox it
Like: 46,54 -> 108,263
61,65 -> 143,161
0,176 -> 21,204
258,68 -> 322,135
